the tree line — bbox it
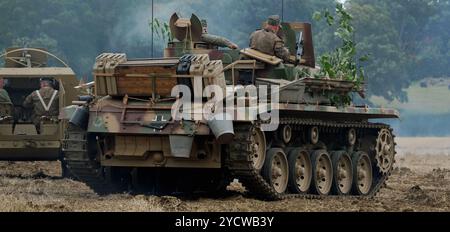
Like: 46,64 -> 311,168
0,0 -> 448,102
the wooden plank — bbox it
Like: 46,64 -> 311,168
240,48 -> 282,65
110,65 -> 179,97
116,76 -> 177,97
95,76 -> 107,96
117,66 -> 176,75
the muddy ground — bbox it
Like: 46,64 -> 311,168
0,137 -> 449,212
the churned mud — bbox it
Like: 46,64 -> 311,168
0,137 -> 449,212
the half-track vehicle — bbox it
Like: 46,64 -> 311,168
61,13 -> 399,200
0,48 -> 80,176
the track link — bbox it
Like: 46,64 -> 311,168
62,125 -> 121,195
62,120 -> 395,201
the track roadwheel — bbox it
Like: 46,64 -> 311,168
331,151 -> 353,195
288,148 -> 312,194
310,150 -> 333,195
250,127 -> 266,170
262,148 -> 289,194
352,152 -> 373,195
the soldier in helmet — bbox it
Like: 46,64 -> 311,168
250,15 -> 291,62
23,77 -> 59,133
0,78 -> 12,118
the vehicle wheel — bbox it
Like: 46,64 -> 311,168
352,151 -> 373,195
250,127 -> 266,170
262,148 -> 289,194
331,151 -> 353,195
375,129 -> 395,174
309,126 -> 319,145
310,150 -> 333,195
287,148 -> 312,194
281,125 -> 292,144
347,128 -> 357,146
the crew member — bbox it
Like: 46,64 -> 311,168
23,77 -> 59,133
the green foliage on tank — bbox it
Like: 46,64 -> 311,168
313,3 -> 368,106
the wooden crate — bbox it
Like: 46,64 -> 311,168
113,65 -> 178,97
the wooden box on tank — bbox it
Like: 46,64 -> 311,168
93,53 -> 179,98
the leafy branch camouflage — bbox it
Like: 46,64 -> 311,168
149,18 -> 173,43
313,3 -> 368,106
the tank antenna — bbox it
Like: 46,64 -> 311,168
281,0 -> 284,22
151,0 -> 154,57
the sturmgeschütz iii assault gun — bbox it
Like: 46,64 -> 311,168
61,13 -> 398,200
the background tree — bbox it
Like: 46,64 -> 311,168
0,0 -> 448,103
346,0 -> 439,102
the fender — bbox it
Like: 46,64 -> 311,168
59,105 -> 78,121
59,105 -> 90,129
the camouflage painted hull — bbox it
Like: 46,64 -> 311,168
60,35 -> 399,199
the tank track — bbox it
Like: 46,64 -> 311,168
61,125 -> 121,195
62,120 -> 395,200
226,118 -> 396,201
62,125 -> 232,196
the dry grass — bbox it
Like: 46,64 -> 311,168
0,138 -> 449,212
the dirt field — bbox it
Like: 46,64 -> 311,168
0,137 -> 449,212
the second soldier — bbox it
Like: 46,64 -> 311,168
23,77 -> 59,133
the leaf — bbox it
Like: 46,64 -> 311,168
325,12 -> 334,26
313,12 -> 322,21
314,2 -> 370,104
359,55 -> 370,62
149,18 -> 173,43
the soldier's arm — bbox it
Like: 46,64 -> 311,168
0,90 -> 12,104
5,91 -> 12,104
249,31 -> 256,47
274,40 -> 291,62
201,34 -> 239,49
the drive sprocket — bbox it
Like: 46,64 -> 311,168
375,129 -> 396,174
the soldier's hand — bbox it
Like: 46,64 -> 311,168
289,55 -> 299,65
228,43 -> 239,50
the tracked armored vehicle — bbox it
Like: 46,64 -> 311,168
0,48 -> 80,176
61,14 -> 399,200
